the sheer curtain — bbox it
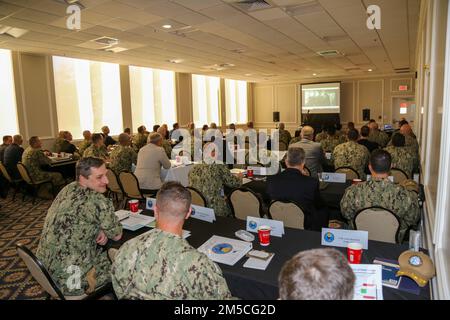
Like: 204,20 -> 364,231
53,56 -> 123,139
0,49 -> 19,137
225,79 -> 248,124
192,74 -> 220,127
129,66 -> 177,131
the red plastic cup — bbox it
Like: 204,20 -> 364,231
247,169 -> 254,178
347,242 -> 363,264
258,226 -> 271,246
352,179 -> 362,185
129,200 -> 139,213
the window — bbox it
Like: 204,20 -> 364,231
52,56 -> 123,139
225,79 -> 248,124
129,66 -> 177,131
0,49 -> 19,137
192,74 -> 220,127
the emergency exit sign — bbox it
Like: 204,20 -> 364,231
399,85 -> 409,91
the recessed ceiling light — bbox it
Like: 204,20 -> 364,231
245,73 -> 252,76
368,69 -> 373,72
167,59 -> 184,64
162,24 -> 172,29
313,73 -> 317,76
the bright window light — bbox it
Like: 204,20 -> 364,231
0,49 -> 19,137
192,74 -> 220,127
225,79 -> 248,124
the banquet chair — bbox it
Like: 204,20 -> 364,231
118,171 -> 154,209
16,243 -> 113,300
335,167 -> 360,180
353,206 -> 401,244
186,187 -> 207,207
17,163 -> 54,204
268,200 -> 305,230
0,161 -> 23,200
106,169 -> 125,209
390,168 -> 409,184
303,166 -> 311,177
228,188 -> 264,220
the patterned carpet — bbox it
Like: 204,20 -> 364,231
0,193 -> 52,300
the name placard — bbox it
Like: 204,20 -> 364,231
321,228 -> 368,250
321,172 -> 346,183
247,166 -> 267,176
146,198 -> 157,210
246,216 -> 284,237
190,205 -> 215,223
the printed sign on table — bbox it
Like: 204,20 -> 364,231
246,216 -> 284,237
321,228 -> 368,250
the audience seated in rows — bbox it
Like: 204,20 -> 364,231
78,130 -> 92,157
358,125 -> 379,153
83,133 -> 109,160
132,125 -> 148,152
102,126 -> 117,148
320,125 -> 342,169
385,133 -> 415,178
109,133 -> 137,175
368,120 -> 390,147
157,126 -> 172,159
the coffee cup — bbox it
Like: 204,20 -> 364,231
347,242 -> 363,264
247,169 -> 254,178
129,199 -> 139,213
258,226 -> 271,246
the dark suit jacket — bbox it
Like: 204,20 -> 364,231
266,168 -> 326,230
3,144 -> 24,179
358,139 -> 379,153
60,140 -> 78,154
103,135 -> 117,147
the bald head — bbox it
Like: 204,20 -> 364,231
400,124 -> 413,136
301,126 -> 314,140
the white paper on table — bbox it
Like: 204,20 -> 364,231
115,210 -> 130,221
243,254 -> 274,271
182,230 -> 191,239
230,168 -> 246,175
120,214 -> 155,231
197,235 -> 252,266
242,178 -> 252,185
350,264 -> 383,300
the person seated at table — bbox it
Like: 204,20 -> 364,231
314,124 -> 327,143
340,149 -> 420,243
134,133 -> 171,194
101,126 -> 117,148
266,147 -> 326,230
333,129 -> 370,180
289,129 -> 301,145
358,125 -> 379,153
384,133 -> 415,178
123,128 -> 131,136
78,130 -> 92,157
0,135 -> 12,163
53,131 -> 66,153
152,124 -> 160,133
36,157 -> 122,296
83,133 -> 109,160
290,126 -> 325,178
189,143 -> 243,217
109,133 -> 138,175
60,131 -> 80,158
132,125 -> 148,152
3,134 -> 24,180
169,123 -> 179,140
400,123 -> 420,172
111,182 -> 232,300
278,248 -> 355,300
157,126 -> 172,159
368,121 -> 390,148
210,122 -> 218,130
320,125 -> 343,170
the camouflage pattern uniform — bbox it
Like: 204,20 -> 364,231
321,135 -> 343,167
189,163 -> 242,217
78,139 -> 91,158
289,137 -> 301,145
22,147 -> 65,186
132,133 -> 148,152
384,145 -> 415,178
83,145 -> 109,159
336,130 -> 347,144
340,178 -> 420,242
162,139 -> 173,159
54,138 -> 65,153
109,145 -> 137,175
404,135 -> 420,171
279,129 -> 291,148
368,130 -> 390,147
333,141 -> 370,180
111,228 -> 232,300
36,182 -> 122,296
315,131 -> 327,143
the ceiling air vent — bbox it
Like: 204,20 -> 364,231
317,50 -> 342,57
94,36 -> 119,47
233,0 -> 272,12
394,67 -> 411,74
283,1 -> 322,16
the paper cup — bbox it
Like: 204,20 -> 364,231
347,242 -> 363,264
258,226 -> 271,246
129,199 -> 139,213
247,169 -> 254,178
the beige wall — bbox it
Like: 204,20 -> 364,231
252,74 -> 416,133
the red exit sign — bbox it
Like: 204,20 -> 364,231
400,103 -> 408,108
399,85 -> 409,91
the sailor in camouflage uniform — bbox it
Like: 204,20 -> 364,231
384,133 -> 415,178
158,126 -> 173,159
22,136 -> 65,187
53,131 -> 65,153
78,130 -> 92,157
368,121 -> 390,147
132,125 -> 148,152
83,133 -> 109,160
189,144 -> 242,217
320,126 -> 343,168
340,150 -> 420,243
400,124 -> 420,172
109,133 -> 137,175
278,123 -> 292,148
333,129 -> 370,180
36,157 -> 123,296
315,129 -> 327,143
111,182 -> 232,300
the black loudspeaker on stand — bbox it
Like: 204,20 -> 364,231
273,111 -> 280,122
363,109 -> 370,121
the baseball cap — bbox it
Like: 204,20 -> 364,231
396,251 -> 435,287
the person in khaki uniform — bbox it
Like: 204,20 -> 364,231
111,182 -> 233,300
333,129 -> 370,180
340,150 -> 420,243
83,133 -> 109,160
36,157 -> 123,296
132,125 -> 148,152
78,130 -> 92,157
22,136 -> 65,187
109,133 -> 137,175
384,133 -> 415,178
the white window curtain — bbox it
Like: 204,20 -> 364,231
129,66 -> 177,131
0,49 -> 19,137
52,56 -> 123,139
225,79 -> 248,124
192,74 -> 220,127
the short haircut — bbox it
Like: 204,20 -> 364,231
76,157 -> 105,181
279,123 -> 285,130
124,128 -> 131,134
13,135 -> 22,144
156,182 -> 191,219
83,130 -> 91,138
118,133 -> 130,144
325,125 -> 336,136
279,248 -> 355,300
137,125 -> 146,134
347,129 -> 359,141
369,119 -> 376,123
399,119 -> 409,127
148,133 -> 162,145
287,147 -> 305,166
29,136 -> 40,146
153,125 -> 160,132
370,149 -> 392,173
360,125 -> 370,137
391,133 -> 405,147
347,122 -> 355,130
173,123 -> 179,129
3,135 -> 12,143
301,126 -> 314,139
92,133 -> 103,144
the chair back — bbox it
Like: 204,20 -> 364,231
354,207 -> 401,243
106,169 -> 123,194
268,200 -> 305,229
17,163 -> 33,184
335,167 -> 360,180
390,168 -> 409,184
0,161 -> 12,182
186,187 -> 207,207
16,243 -> 65,300
118,171 -> 143,200
229,188 -> 262,220
303,166 -> 311,177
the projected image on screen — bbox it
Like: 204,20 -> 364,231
301,82 -> 341,114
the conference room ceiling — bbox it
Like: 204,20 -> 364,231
0,0 -> 420,82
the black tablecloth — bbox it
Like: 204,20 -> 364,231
114,214 -> 430,300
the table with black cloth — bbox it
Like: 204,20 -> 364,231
46,158 -> 77,180
113,213 -> 430,300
